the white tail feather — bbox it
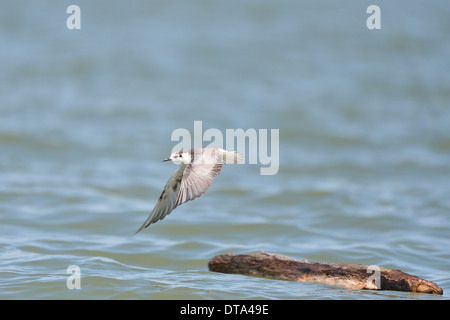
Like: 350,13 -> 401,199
219,149 -> 244,164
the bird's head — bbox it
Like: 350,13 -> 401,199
163,151 -> 191,165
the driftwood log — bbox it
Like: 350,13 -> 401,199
208,252 -> 443,295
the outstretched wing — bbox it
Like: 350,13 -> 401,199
135,164 -> 186,233
175,148 -> 223,204
176,161 -> 223,205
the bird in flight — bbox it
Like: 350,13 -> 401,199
135,148 -> 243,233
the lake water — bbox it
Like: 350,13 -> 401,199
0,0 -> 449,300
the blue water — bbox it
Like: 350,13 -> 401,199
1,0 -> 449,299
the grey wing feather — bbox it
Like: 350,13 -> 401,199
176,148 -> 223,204
135,165 -> 185,233
176,162 -> 222,205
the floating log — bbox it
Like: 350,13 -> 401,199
208,252 -> 443,295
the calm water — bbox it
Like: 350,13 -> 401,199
1,0 -> 449,299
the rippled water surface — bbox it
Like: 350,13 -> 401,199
1,0 -> 449,299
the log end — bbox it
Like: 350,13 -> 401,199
414,280 -> 443,295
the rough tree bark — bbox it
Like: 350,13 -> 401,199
208,252 -> 443,295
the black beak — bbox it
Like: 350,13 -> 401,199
163,158 -> 171,162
